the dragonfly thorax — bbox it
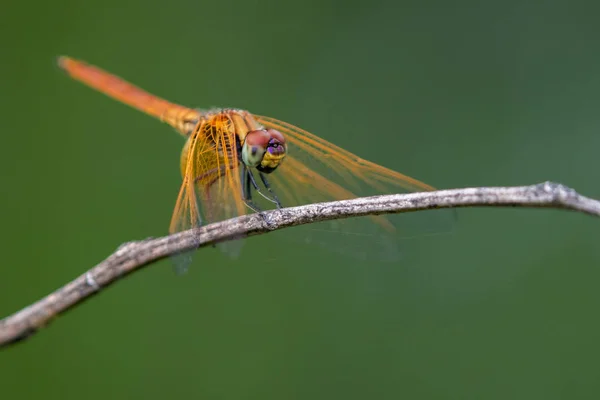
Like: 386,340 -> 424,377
242,128 -> 287,173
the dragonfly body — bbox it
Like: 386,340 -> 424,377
58,56 -> 439,259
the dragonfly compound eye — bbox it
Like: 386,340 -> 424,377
242,130 -> 271,167
259,130 -> 286,173
243,129 -> 287,172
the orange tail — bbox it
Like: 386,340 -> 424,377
58,56 -> 200,135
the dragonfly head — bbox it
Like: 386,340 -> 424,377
242,129 -> 287,173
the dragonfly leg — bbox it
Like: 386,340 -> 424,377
242,166 -> 263,213
245,168 -> 280,206
259,172 -> 283,209
242,167 -> 276,228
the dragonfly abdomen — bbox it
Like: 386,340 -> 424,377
58,56 -> 201,137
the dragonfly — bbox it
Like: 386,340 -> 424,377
59,56 -> 444,266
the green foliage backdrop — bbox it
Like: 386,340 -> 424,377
1,0 -> 599,398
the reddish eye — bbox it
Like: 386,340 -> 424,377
242,130 -> 269,167
242,129 -> 286,167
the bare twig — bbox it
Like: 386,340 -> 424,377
1,182 -> 599,348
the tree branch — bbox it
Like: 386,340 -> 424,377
1,182 -> 599,348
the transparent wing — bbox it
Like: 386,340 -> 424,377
169,115 -> 248,272
255,115 -> 454,261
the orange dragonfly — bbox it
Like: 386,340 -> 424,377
59,56 -> 442,265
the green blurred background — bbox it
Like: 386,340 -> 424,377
1,0 -> 600,398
